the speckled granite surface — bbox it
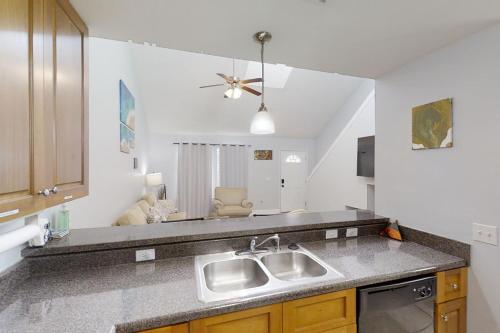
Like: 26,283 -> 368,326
0,236 -> 465,333
23,210 -> 388,257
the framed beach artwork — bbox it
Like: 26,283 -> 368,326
412,98 -> 453,150
120,80 -> 135,130
120,123 -> 135,154
119,80 -> 136,153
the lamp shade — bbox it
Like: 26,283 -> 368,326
146,172 -> 163,186
250,108 -> 275,135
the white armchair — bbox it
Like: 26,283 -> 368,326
214,187 -> 253,217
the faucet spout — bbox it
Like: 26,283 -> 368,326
255,234 -> 280,252
235,234 -> 280,256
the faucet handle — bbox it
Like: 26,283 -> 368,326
250,237 -> 258,251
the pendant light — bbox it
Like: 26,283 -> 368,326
250,31 -> 275,135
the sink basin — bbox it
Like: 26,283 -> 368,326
261,252 -> 327,281
195,245 -> 344,302
203,258 -> 269,292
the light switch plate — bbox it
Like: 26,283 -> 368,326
346,228 -> 358,238
472,223 -> 498,245
326,229 -> 338,239
136,249 -> 156,262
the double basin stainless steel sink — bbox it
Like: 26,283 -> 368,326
195,245 -> 344,302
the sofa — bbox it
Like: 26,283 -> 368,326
213,187 -> 253,217
114,194 -> 187,226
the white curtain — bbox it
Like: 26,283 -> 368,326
219,145 -> 248,188
177,144 -> 213,218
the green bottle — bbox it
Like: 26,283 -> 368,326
55,204 -> 70,238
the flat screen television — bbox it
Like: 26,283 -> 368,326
357,136 -> 374,177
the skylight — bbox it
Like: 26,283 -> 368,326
244,61 -> 293,89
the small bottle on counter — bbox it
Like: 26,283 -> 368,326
52,204 -> 70,238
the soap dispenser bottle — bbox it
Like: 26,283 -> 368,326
54,204 -> 70,238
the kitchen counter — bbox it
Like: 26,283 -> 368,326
0,236 -> 465,333
23,210 -> 387,257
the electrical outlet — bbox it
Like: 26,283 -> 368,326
346,228 -> 358,238
136,249 -> 156,262
472,223 -> 498,245
325,229 -> 338,239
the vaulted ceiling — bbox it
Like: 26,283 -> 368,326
71,0 -> 500,78
129,43 -> 366,137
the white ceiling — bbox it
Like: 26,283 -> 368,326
71,0 -> 500,78
129,43 -> 366,137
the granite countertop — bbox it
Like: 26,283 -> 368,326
23,210 -> 388,257
1,236 -> 465,333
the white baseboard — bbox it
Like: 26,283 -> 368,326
253,209 -> 282,215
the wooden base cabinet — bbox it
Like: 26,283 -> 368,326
140,323 -> 189,333
139,289 -> 356,333
436,298 -> 466,333
283,289 -> 356,333
190,304 -> 282,333
435,268 -> 468,333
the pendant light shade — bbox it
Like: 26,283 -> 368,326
250,103 -> 275,134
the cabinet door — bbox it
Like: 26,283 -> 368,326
42,0 -> 89,206
0,0 -> 40,222
436,268 -> 468,304
138,323 -> 188,333
283,289 -> 356,333
190,304 -> 282,333
435,297 -> 466,333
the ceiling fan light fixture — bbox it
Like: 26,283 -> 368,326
250,103 -> 275,135
224,86 -> 242,99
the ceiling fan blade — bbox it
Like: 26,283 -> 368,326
240,78 -> 262,84
241,85 -> 262,96
216,73 -> 232,82
199,83 -> 225,88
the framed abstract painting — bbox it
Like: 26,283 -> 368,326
412,98 -> 453,150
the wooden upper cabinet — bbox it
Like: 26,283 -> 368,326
0,0 -> 39,222
0,0 -> 88,222
44,0 -> 89,205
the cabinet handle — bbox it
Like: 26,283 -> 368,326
451,283 -> 458,290
50,186 -> 58,194
441,314 -> 449,322
38,189 -> 50,197
0,209 -> 19,218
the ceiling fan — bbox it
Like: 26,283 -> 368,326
199,59 -> 262,99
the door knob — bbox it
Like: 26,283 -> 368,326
451,283 -> 458,290
441,314 -> 449,322
50,186 -> 58,194
38,189 -> 50,197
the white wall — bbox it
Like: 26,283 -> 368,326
66,37 -> 150,229
376,24 -> 500,332
315,80 -> 374,163
148,133 -> 315,211
0,38 -> 150,273
306,91 -> 375,211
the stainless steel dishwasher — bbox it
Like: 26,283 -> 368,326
358,276 -> 436,333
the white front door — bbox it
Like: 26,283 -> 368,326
280,151 -> 307,212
